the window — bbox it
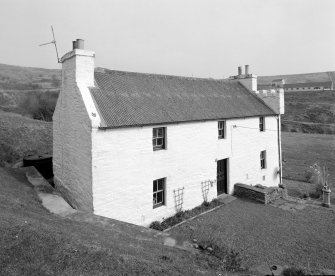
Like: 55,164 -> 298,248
153,178 -> 165,208
218,121 -> 226,139
153,127 -> 166,150
259,117 -> 265,132
260,150 -> 266,169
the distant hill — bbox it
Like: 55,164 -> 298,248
0,63 -> 334,134
1,62 -> 334,89
0,63 -> 60,91
258,71 -> 335,85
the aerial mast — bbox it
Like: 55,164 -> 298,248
39,25 -> 61,63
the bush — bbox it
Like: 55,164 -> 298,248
149,199 -> 223,231
196,238 -> 242,272
149,221 -> 164,231
282,267 -> 305,276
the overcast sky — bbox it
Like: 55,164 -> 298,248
1,0 -> 334,78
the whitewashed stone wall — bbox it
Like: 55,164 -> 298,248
92,116 -> 280,226
53,50 -> 98,211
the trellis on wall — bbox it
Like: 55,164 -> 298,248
173,187 -> 184,213
201,179 -> 216,203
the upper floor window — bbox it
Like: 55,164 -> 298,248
153,127 -> 166,150
259,117 -> 265,132
218,121 -> 226,139
153,178 -> 165,208
260,150 -> 266,169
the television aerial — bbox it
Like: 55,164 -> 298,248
39,26 -> 60,63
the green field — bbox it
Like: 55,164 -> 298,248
282,132 -> 335,197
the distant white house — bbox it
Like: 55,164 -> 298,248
53,39 -> 284,226
284,81 -> 333,91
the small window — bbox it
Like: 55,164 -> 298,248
218,121 -> 226,139
260,150 -> 266,169
153,127 -> 166,150
153,178 -> 165,208
259,117 -> 265,132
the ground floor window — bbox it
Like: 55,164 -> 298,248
153,178 -> 165,208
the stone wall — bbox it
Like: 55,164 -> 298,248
92,116 -> 281,226
53,49 -> 100,212
234,183 -> 287,204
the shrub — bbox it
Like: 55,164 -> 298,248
149,199 -> 223,231
191,225 -> 243,272
308,163 -> 331,199
149,221 -> 164,231
282,267 -> 306,276
218,246 -> 242,272
197,239 -> 242,272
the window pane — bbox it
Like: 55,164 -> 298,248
153,193 -> 157,204
158,179 -> 163,190
157,138 -> 163,146
153,180 -> 157,192
157,128 -> 163,136
153,128 -> 157,137
157,191 -> 162,203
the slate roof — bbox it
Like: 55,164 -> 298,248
90,69 -> 276,129
284,81 -> 333,89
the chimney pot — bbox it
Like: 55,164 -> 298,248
72,41 -> 77,50
76,39 -> 84,50
238,66 -> 242,76
245,65 -> 250,76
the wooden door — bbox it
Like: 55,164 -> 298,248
217,159 -> 228,195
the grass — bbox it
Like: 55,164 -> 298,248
0,167 -> 230,275
281,132 -> 335,202
0,111 -> 52,166
169,198 -> 335,274
281,132 -> 335,183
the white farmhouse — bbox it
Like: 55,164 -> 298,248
53,39 -> 284,226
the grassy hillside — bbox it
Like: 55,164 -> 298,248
0,111 -> 52,166
0,63 -> 60,90
0,167 -> 225,275
282,90 -> 335,134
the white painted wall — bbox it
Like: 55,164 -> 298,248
92,116 -> 280,226
53,49 -> 100,211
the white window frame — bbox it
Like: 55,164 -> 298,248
218,121 -> 226,139
153,127 -> 166,150
153,178 -> 165,208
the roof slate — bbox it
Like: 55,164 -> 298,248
90,69 -> 276,128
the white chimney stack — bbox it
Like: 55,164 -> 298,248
60,39 -> 95,87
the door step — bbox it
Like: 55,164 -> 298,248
217,194 -> 236,204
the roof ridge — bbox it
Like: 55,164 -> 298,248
95,67 -> 227,82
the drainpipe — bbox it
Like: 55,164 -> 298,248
277,115 -> 283,186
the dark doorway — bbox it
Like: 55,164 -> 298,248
217,159 -> 228,195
